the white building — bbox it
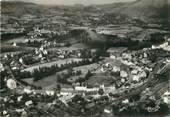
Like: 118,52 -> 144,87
6,79 -> 17,89
0,63 -> 5,72
46,90 -> 55,96
120,71 -> 128,78
25,100 -> 33,106
12,42 -> 17,46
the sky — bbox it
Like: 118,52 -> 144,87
2,0 -> 136,5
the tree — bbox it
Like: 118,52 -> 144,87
55,84 -> 61,92
98,88 -> 104,95
65,41 -> 71,47
150,33 -> 165,44
149,53 -> 157,63
85,70 -> 92,80
67,67 -> 73,75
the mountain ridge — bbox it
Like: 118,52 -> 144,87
1,0 -> 170,24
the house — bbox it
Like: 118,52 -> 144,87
163,91 -> 170,96
112,66 -> 120,73
43,50 -> 48,55
86,88 -> 99,92
35,48 -> 39,54
40,46 -> 44,51
90,49 -> 98,57
19,57 -> 24,64
132,75 -> 140,82
122,99 -> 129,104
122,53 -> 132,60
159,42 -> 168,48
0,63 -> 4,72
121,78 -> 125,83
151,45 -> 159,49
60,92 -> 72,96
38,53 -> 43,58
23,87 -> 32,94
75,86 -> 87,91
15,109 -> 25,113
25,100 -> 33,106
100,84 -> 105,90
4,54 -> 9,59
101,67 -> 107,73
46,90 -> 55,96
17,96 -> 23,102
74,86 -> 99,93
165,58 -> 170,63
61,88 -> 74,94
10,60 -> 21,70
110,55 -> 116,59
139,71 -> 147,78
143,52 -> 148,58
58,55 -> 65,59
104,109 -> 111,113
6,79 -> 17,89
122,60 -> 135,67
12,42 -> 17,46
163,97 -> 169,104
120,71 -> 128,78
131,69 -> 138,75
3,110 -> 8,116
162,91 -> 170,104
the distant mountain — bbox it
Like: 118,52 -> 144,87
97,2 -> 127,11
119,0 -> 169,20
100,0 -> 170,24
1,0 -> 169,25
1,1 -> 48,16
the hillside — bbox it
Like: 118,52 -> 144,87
99,0 -> 170,24
1,0 -> 169,25
120,0 -> 169,19
0,1 -> 48,16
97,2 -> 127,12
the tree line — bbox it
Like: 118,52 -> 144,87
16,58 -> 94,82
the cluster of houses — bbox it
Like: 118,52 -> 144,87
99,41 -> 170,93
151,39 -> 170,52
0,79 -> 108,116
101,49 -> 149,89
10,59 -> 23,71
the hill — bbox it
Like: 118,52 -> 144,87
99,0 -> 170,24
120,0 -> 169,21
1,0 -> 169,25
0,1 -> 48,16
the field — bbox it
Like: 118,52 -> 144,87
5,37 -> 45,43
67,63 -> 100,83
87,73 -> 115,86
22,76 -> 72,90
71,43 -> 89,49
0,44 -> 36,53
73,63 -> 99,73
3,36 -> 27,43
47,43 -> 88,51
22,63 -> 100,89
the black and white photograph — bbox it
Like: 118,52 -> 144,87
0,0 -> 170,117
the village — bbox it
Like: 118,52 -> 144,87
1,0 -> 170,116
1,31 -> 170,116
